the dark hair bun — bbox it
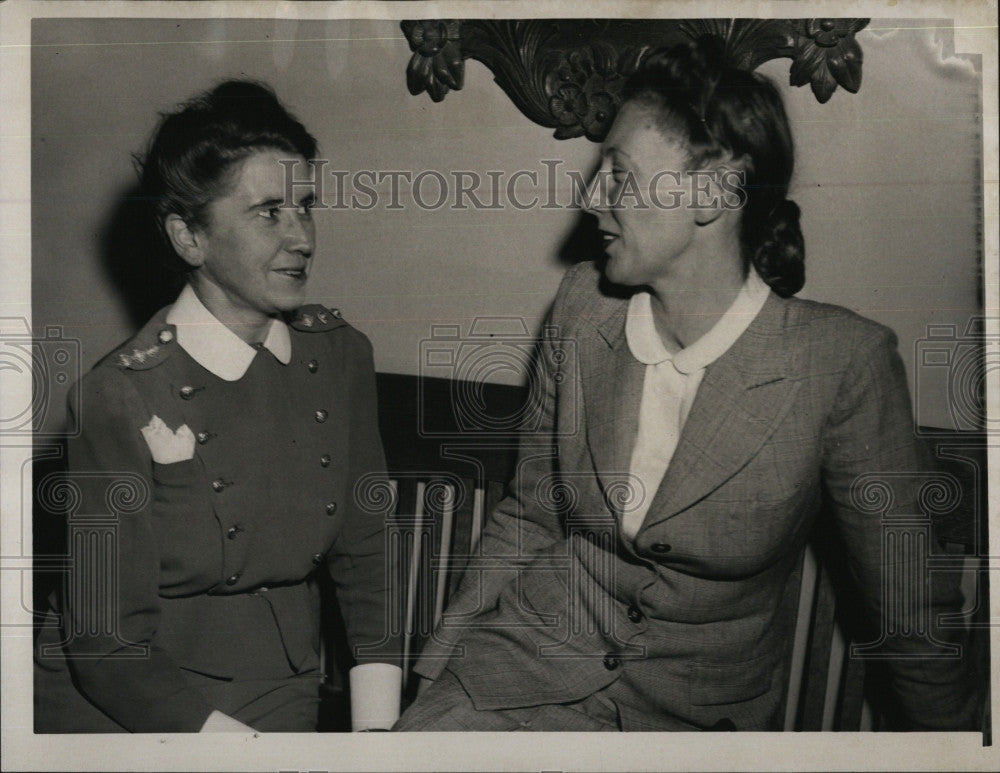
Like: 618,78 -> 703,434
751,198 -> 805,298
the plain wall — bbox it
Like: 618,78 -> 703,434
31,17 -> 985,433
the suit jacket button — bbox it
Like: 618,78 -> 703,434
227,526 -> 240,540
325,502 -> 338,516
314,409 -> 328,423
179,385 -> 198,400
196,431 -> 211,445
308,359 -> 319,373
651,543 -> 672,554
312,553 -> 324,565
603,654 -> 620,671
225,573 -> 240,586
627,605 -> 643,623
320,454 -> 331,468
212,479 -> 228,493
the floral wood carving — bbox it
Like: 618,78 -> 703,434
401,18 -> 869,141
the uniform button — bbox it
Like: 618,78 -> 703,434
211,478 -> 228,493
326,502 -> 338,516
320,454 -> 331,468
314,409 -> 328,423
312,553 -> 324,565
227,526 -> 240,540
651,543 -> 672,554
627,605 -> 643,623
196,431 -> 211,445
307,359 -> 319,373
331,308 -> 342,319
603,654 -> 620,671
157,329 -> 174,344
179,385 -> 199,400
225,573 -> 240,586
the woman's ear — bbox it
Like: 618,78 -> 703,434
164,214 -> 205,268
694,155 -> 750,227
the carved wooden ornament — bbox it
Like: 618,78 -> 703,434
401,19 -> 869,141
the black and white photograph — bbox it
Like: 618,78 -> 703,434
1,1 -> 997,770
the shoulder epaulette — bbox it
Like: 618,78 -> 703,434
290,305 -> 348,332
105,312 -> 178,371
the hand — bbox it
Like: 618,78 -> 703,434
199,710 -> 255,733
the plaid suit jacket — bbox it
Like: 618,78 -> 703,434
414,261 -> 978,731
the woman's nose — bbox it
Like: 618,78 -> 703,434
282,211 -> 315,256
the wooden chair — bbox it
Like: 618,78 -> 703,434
319,372 -> 989,732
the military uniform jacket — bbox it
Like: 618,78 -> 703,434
415,261 -> 979,731
36,302 -> 394,732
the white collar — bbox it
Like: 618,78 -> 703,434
165,284 -> 292,381
626,270 -> 771,374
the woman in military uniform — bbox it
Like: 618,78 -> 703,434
34,81 -> 397,732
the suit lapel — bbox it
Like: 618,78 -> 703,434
580,291 -> 644,502
639,293 -> 802,530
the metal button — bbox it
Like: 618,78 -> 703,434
651,543 -> 672,554
331,308 -> 342,319
325,502 -> 338,516
225,573 -> 240,586
312,553 -> 324,565
196,431 -> 211,445
211,479 -> 228,493
157,329 -> 174,344
627,605 -> 643,624
603,654 -> 620,671
179,385 -> 198,400
307,359 -> 319,373
227,526 -> 239,540
314,409 -> 328,423
320,454 -> 331,468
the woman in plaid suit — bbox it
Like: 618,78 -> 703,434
396,37 -> 980,732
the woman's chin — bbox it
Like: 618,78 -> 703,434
600,255 -> 629,286
272,290 -> 308,312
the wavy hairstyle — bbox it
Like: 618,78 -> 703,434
137,80 -> 317,270
622,36 -> 805,297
